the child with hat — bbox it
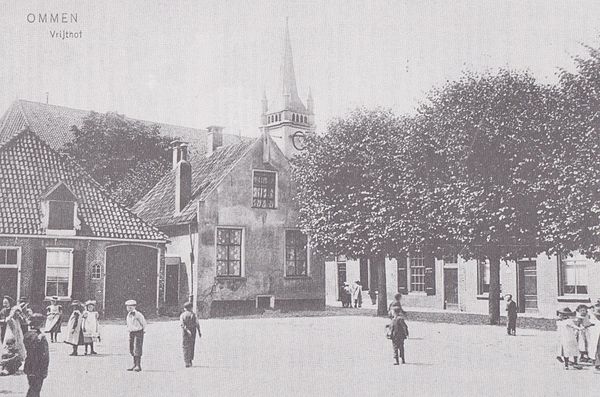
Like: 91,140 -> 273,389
556,307 -> 583,370
575,304 -> 594,362
125,300 -> 147,372
23,313 -> 49,397
44,296 -> 63,343
82,300 -> 100,355
64,300 -> 84,356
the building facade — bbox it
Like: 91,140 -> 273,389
326,253 -> 600,319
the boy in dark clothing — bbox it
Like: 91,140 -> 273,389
23,313 -> 49,397
390,307 -> 409,365
505,294 -> 517,336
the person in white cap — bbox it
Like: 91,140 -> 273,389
82,300 -> 100,355
125,300 -> 146,372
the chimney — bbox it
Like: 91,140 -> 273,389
206,126 -> 224,156
175,143 -> 192,214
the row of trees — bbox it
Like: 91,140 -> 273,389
292,45 -> 600,322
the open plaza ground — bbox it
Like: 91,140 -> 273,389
1,312 -> 598,397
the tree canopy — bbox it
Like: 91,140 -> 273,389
63,111 -> 174,208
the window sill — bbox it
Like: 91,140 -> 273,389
284,275 -> 311,280
476,294 -> 489,300
557,296 -> 591,303
215,276 -> 246,281
408,291 -> 427,296
44,296 -> 71,302
251,206 -> 278,210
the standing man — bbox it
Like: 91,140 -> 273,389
180,302 -> 202,368
505,294 -> 517,336
125,300 -> 147,372
23,313 -> 49,397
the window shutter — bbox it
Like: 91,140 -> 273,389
396,253 -> 408,295
557,255 -> 563,296
31,249 -> 47,305
72,250 -> 87,301
424,253 -> 436,296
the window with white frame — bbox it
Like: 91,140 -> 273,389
409,254 -> 425,292
252,171 -> 277,209
285,230 -> 308,276
478,259 -> 490,294
45,249 -> 73,298
559,256 -> 588,295
216,228 -> 243,276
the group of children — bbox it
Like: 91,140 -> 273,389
64,300 -> 101,356
340,281 -> 363,308
556,302 -> 600,370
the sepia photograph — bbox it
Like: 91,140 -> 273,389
1,0 -> 600,396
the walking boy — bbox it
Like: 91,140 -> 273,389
23,313 -> 49,397
389,307 -> 409,365
505,294 -> 517,336
125,300 -> 147,372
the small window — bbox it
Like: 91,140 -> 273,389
48,200 -> 75,230
285,230 -> 308,276
478,259 -> 490,294
0,248 -> 18,267
409,254 -> 425,292
559,256 -> 588,295
91,263 -> 102,280
443,254 -> 458,265
216,228 -> 243,277
45,249 -> 72,298
252,171 -> 277,209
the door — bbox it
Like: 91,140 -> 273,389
165,257 -> 181,306
444,268 -> 459,310
337,262 -> 347,301
105,245 -> 158,317
0,248 -> 19,301
517,260 -> 538,313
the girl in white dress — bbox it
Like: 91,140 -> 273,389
82,300 -> 100,355
44,296 -> 63,343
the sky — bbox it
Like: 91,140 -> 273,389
1,0 -> 600,137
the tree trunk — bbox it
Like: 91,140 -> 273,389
488,252 -> 501,325
375,255 -> 388,316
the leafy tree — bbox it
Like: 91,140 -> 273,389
292,108 -> 429,315
410,70 -> 562,324
63,111 -> 174,208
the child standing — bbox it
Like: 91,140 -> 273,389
389,307 -> 409,365
82,300 -> 100,355
180,302 -> 201,368
557,307 -> 583,370
44,296 -> 63,343
64,301 -> 84,356
575,304 -> 594,362
0,337 -> 23,376
505,294 -> 517,336
125,300 -> 147,372
23,313 -> 49,397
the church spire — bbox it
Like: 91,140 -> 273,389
279,17 -> 305,112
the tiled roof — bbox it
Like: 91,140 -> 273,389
0,129 -> 168,241
0,100 -> 251,152
132,139 -> 258,227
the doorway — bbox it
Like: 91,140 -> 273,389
444,268 -> 459,310
337,262 -> 347,301
517,260 -> 538,313
165,257 -> 181,306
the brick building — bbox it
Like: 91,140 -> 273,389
0,128 -> 168,316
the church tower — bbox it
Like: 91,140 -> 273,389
261,18 -> 314,158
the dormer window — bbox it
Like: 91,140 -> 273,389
41,182 -> 81,236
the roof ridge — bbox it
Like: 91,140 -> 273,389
6,130 -> 168,241
16,100 -> 33,128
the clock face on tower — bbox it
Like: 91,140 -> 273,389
291,131 -> 306,151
